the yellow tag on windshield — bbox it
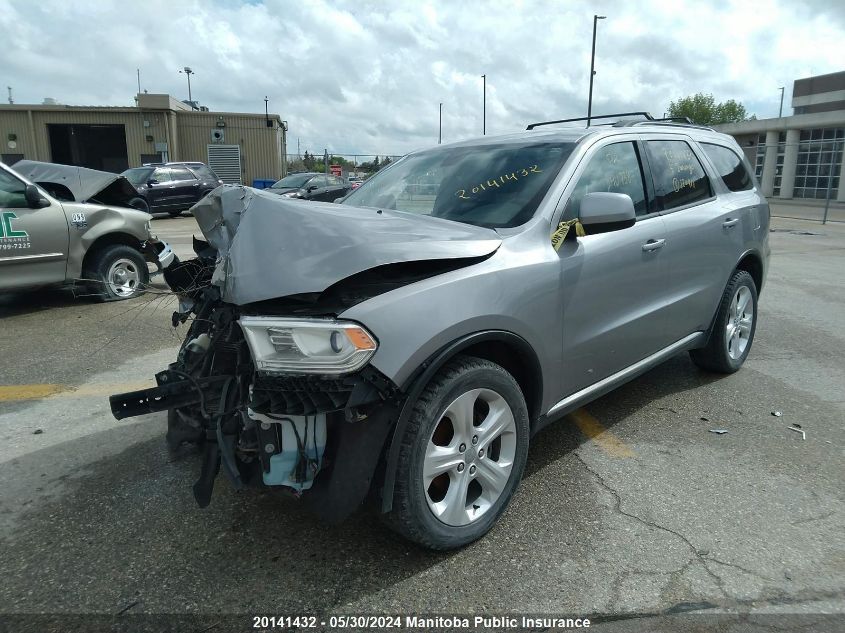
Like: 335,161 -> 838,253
551,219 -> 586,251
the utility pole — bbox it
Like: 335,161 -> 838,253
778,86 -> 785,118
6,86 -> 12,105
439,102 -> 442,144
136,69 -> 141,95
264,96 -> 269,125
587,14 -> 606,126
482,74 -> 486,135
179,67 -> 195,108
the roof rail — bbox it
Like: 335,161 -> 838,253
615,117 -> 715,132
526,111 -> 654,130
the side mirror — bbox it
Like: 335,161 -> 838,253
24,184 -> 50,209
579,192 -> 636,230
147,179 -> 158,186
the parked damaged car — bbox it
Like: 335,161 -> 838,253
110,117 -> 769,549
0,161 -> 172,301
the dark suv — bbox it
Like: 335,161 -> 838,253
121,162 -> 224,217
266,172 -> 351,202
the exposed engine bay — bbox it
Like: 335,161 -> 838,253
109,236 -> 399,517
108,186 -> 500,519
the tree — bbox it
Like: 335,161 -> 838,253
667,93 -> 751,125
302,151 -> 316,171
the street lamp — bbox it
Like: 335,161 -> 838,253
179,66 -> 195,108
439,102 -> 443,144
778,86 -> 784,118
482,74 -> 486,135
587,14 -> 606,127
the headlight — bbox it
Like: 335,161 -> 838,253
280,191 -> 301,198
239,317 -> 377,375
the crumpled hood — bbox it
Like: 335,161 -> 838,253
192,185 -> 502,305
14,160 -> 135,202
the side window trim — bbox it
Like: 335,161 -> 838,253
634,138 -> 659,217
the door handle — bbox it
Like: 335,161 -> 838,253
642,238 -> 666,252
722,218 -> 739,228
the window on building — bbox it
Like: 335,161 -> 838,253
702,144 -> 753,192
645,140 -> 712,211
773,132 -> 786,197
755,133 -> 766,180
793,128 -> 844,199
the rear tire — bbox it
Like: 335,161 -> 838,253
690,270 -> 757,373
84,244 -> 148,301
384,355 -> 529,550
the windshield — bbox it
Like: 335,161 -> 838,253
122,167 -> 154,186
272,173 -> 314,189
341,142 -> 576,228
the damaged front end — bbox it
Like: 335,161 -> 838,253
110,240 -> 398,517
109,185 -> 500,519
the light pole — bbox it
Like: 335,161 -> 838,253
264,96 -> 269,125
482,74 -> 486,135
439,102 -> 443,144
179,66 -> 195,108
587,14 -> 606,127
778,86 -> 784,118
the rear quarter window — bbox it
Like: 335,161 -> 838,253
645,140 -> 712,211
701,143 -> 753,192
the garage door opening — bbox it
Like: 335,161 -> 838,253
48,124 -> 129,172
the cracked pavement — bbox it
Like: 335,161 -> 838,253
0,215 -> 843,624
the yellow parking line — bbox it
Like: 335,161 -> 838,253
571,408 -> 636,458
0,381 -> 155,402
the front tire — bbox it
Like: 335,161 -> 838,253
385,355 -> 529,550
127,196 -> 149,213
690,270 -> 758,373
85,244 -> 149,301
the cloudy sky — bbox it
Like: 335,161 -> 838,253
3,0 -> 843,157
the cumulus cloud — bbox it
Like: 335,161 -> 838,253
2,0 -> 842,156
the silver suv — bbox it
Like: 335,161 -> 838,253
111,113 -> 769,550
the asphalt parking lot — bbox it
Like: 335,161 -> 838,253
0,214 -> 842,625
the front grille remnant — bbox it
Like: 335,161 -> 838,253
251,375 -> 356,416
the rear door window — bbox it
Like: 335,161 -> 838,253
152,168 -> 172,183
701,143 -> 753,192
645,140 -> 712,211
170,167 -> 197,182
190,165 -> 218,181
565,141 -> 649,219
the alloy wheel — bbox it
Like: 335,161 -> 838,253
423,388 -> 517,526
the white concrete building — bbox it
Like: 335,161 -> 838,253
716,71 -> 845,209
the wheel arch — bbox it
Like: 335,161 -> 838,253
81,232 -> 145,274
379,330 -> 542,513
736,249 -> 765,297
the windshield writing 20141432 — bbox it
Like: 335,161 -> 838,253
456,165 -> 542,200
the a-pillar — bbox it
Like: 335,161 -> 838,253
778,129 -> 800,199
760,130 -> 779,197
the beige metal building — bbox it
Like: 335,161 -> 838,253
0,93 -> 287,185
